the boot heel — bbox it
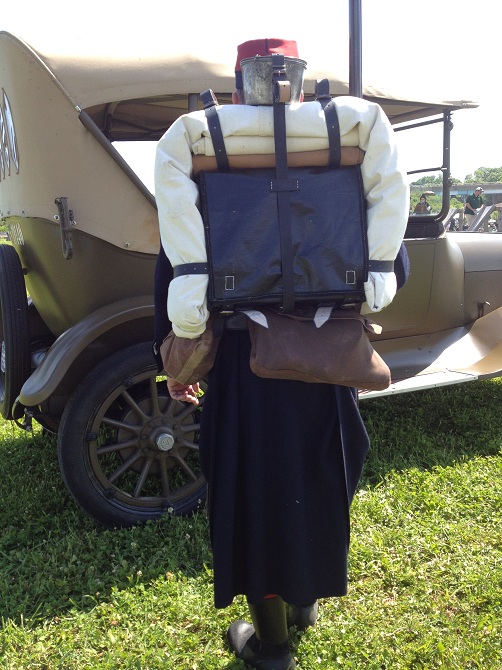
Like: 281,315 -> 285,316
227,620 -> 296,669
287,600 -> 319,630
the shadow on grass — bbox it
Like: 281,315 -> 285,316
0,427 -> 212,624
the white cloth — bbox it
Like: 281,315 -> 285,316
362,271 -> 398,313
155,97 -> 409,338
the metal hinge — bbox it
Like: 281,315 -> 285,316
54,196 -> 75,260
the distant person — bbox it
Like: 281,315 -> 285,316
464,187 -> 484,228
413,195 -> 431,215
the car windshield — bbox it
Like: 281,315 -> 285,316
395,118 -> 446,218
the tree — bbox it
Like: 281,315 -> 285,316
413,167 -> 502,185
474,167 -> 502,184
465,167 -> 502,183
411,175 -> 462,186
411,175 -> 443,186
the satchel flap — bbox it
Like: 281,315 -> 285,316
200,165 -> 368,307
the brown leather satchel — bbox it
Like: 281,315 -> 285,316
159,314 -> 222,384
246,307 -> 391,391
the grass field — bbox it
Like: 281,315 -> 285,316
0,379 -> 501,669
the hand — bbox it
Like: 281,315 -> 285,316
167,378 -> 201,406
363,271 -> 397,312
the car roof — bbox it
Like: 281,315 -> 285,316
2,31 -> 478,141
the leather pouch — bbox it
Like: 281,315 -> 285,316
159,314 -> 222,384
246,307 -> 390,390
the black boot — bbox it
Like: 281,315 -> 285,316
227,596 -> 296,669
287,600 -> 319,631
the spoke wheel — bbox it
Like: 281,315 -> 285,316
0,244 -> 30,420
57,342 -> 207,527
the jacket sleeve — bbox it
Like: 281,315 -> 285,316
335,98 -> 409,313
155,116 -> 209,339
337,97 -> 410,263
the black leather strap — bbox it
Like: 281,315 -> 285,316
315,78 -> 331,106
367,260 -> 395,272
271,54 -> 297,313
201,89 -> 230,172
224,312 -> 248,330
315,79 -> 341,168
323,100 -> 342,168
173,262 -> 208,278
200,88 -> 218,109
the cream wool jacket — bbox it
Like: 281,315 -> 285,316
155,96 -> 410,338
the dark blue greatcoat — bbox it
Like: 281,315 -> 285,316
199,329 -> 369,609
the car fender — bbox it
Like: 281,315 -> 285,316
19,296 -> 154,407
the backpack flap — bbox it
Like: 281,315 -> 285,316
199,165 -> 367,310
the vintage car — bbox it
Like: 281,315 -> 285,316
0,28 -> 501,528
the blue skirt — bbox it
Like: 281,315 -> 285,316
199,329 -> 369,609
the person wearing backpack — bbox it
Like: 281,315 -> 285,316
155,38 -> 409,670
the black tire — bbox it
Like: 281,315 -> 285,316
57,342 -> 207,527
0,244 -> 31,420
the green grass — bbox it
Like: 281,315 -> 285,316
1,380 -> 501,669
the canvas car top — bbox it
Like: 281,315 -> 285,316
0,31 -> 478,139
0,31 -> 478,257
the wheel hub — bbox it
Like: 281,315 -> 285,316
155,431 -> 175,451
136,416 -> 178,456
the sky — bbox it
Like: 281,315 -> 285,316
2,0 -> 500,185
